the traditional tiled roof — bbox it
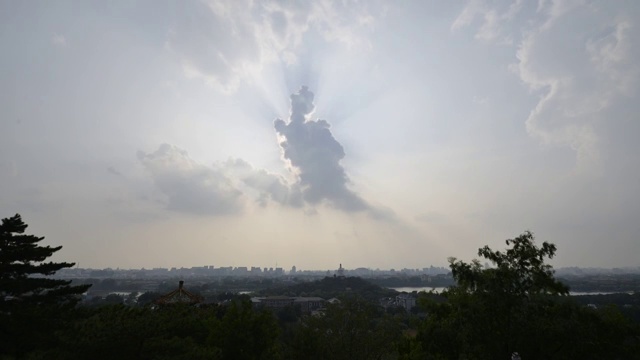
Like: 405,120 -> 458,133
155,280 -> 203,305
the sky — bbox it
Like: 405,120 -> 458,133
1,0 -> 639,270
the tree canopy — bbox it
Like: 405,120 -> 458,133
0,214 -> 90,309
1,223 -> 638,359
0,213 -> 91,358
449,230 -> 569,297
416,231 -> 638,359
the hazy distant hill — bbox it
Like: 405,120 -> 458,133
257,276 -> 398,302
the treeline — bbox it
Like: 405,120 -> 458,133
3,296 -> 404,359
4,284 -> 640,359
559,274 -> 640,293
573,292 -> 640,323
368,274 -> 454,289
2,214 -> 640,359
257,276 -> 398,303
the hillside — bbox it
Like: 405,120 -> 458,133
257,276 -> 398,302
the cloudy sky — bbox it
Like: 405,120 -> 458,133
1,0 -> 639,270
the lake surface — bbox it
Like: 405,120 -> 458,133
391,287 -> 447,293
390,286 -> 634,295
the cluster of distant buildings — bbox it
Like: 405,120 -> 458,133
152,280 -> 334,314
55,264 -> 451,280
251,296 -> 333,314
380,294 -> 418,312
154,280 -> 418,315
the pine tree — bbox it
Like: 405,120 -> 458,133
0,214 -> 90,312
0,213 -> 91,357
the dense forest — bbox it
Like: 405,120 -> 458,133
2,214 -> 639,359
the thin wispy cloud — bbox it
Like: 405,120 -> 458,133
165,0 -> 378,92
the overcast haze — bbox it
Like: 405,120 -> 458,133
1,0 -> 639,270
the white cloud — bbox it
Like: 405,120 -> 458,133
274,86 -> 372,212
165,0 -> 379,92
586,20 -> 637,97
515,4 -> 639,166
223,158 -> 303,208
137,144 -> 244,215
452,0 -> 524,44
456,0 -> 640,167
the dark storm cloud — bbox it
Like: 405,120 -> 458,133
137,144 -> 243,216
274,86 -> 370,212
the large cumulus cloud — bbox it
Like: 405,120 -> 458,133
453,0 -> 640,167
139,87 -> 385,216
138,144 -> 304,215
274,86 -> 370,211
224,158 -> 303,207
137,144 -> 243,215
515,2 -> 640,167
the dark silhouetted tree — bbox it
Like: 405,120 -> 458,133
210,298 -> 281,360
0,213 -> 91,357
0,213 -> 90,309
416,231 -> 639,359
292,297 -> 401,360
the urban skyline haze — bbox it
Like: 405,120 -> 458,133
1,1 -> 639,270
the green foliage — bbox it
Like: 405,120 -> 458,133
449,231 -> 568,297
0,214 -> 91,309
416,231 -> 639,359
45,304 -> 220,360
44,299 -> 282,359
137,291 -> 161,306
292,297 -> 402,360
3,222 -> 638,359
259,276 -> 397,303
0,214 -> 91,358
209,298 -> 281,360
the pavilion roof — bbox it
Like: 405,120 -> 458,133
155,280 -> 203,305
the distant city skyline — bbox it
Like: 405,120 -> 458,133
2,1 -> 639,269
56,263 -> 640,277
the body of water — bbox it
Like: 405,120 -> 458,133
391,287 -> 447,293
390,287 -> 635,295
